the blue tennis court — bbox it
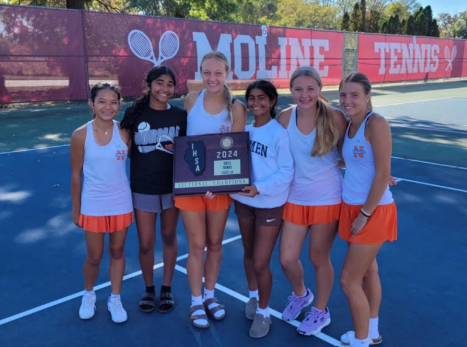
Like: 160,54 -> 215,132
1,83 -> 466,347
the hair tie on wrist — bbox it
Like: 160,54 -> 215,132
360,209 -> 371,218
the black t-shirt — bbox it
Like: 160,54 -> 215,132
128,104 -> 187,195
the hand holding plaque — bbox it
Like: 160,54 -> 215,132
173,132 -> 251,197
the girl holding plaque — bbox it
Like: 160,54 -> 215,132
231,80 -> 294,338
121,66 -> 187,314
174,51 -> 246,329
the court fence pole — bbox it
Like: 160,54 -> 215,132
80,10 -> 90,101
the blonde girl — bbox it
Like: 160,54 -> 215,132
174,51 -> 247,329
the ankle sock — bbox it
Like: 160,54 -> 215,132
84,290 -> 95,295
191,295 -> 203,306
256,306 -> 270,318
146,285 -> 155,294
204,288 -> 214,301
369,317 -> 379,339
249,290 -> 259,300
110,293 -> 120,300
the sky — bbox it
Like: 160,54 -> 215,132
418,0 -> 466,16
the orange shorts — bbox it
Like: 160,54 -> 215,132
79,212 -> 133,233
338,202 -> 397,244
283,202 -> 341,225
174,195 -> 233,212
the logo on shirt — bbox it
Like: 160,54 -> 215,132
353,146 -> 365,158
116,150 -> 126,160
184,141 -> 206,176
219,125 -> 230,133
250,140 -> 268,158
134,122 -> 179,154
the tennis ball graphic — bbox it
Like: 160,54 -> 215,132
138,122 -> 150,132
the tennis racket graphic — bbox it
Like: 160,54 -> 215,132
128,30 -> 180,66
444,45 -> 457,71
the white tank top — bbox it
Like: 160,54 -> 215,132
342,112 -> 393,205
81,121 -> 133,216
187,90 -> 232,135
287,107 -> 343,205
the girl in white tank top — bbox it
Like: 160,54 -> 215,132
174,52 -> 246,330
337,72 -> 397,347
277,67 -> 349,336
70,83 -> 132,324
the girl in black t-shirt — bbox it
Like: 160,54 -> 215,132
121,66 -> 187,314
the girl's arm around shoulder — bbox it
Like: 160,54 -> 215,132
231,99 -> 246,132
184,91 -> 199,113
332,107 -> 348,158
277,107 -> 293,129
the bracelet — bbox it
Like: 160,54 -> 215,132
360,209 -> 371,218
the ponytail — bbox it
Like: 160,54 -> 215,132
312,98 -> 339,157
223,84 -> 233,122
120,94 -> 150,133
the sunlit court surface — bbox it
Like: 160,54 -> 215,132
1,81 -> 466,347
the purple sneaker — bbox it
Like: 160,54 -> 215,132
281,288 -> 314,321
297,307 -> 331,336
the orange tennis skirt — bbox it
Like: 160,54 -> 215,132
79,212 -> 134,233
174,195 -> 233,212
338,202 -> 397,244
283,202 -> 342,225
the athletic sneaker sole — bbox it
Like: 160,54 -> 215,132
297,317 -> 331,336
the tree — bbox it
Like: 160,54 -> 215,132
406,14 -> 416,35
276,0 -> 340,30
437,13 -> 458,38
341,11 -> 351,30
367,9 -> 380,32
360,0 -> 367,31
384,1 -> 410,22
401,0 -> 421,13
350,2 -> 360,31
452,10 -> 467,39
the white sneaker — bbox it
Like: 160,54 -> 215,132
107,296 -> 128,323
79,292 -> 96,320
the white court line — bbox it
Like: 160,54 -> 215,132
174,264 -> 341,347
392,156 -> 467,170
0,234 -> 241,327
396,177 -> 467,194
375,96 -> 463,108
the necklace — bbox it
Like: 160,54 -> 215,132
93,121 -> 113,135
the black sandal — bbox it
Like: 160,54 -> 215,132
139,292 -> 156,313
158,291 -> 175,313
